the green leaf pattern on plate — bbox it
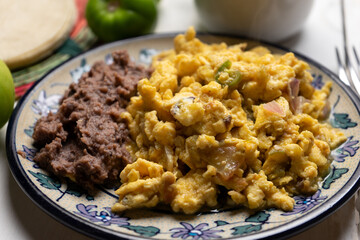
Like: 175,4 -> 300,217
322,167 -> 349,189
122,225 -> 160,237
231,224 -> 262,236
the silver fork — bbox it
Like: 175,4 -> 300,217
335,0 -> 360,96
353,46 -> 360,75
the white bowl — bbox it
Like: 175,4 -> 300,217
195,0 -> 314,42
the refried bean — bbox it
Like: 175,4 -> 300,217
32,50 -> 152,191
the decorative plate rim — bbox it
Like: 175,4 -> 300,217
6,32 -> 360,240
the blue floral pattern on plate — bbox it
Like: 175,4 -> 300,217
74,204 -> 129,226
70,58 -> 90,83
311,73 -> 325,89
31,90 -> 62,116
170,222 -> 223,239
282,190 -> 327,216
332,136 -> 359,162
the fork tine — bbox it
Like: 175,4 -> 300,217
336,47 -> 351,86
353,46 -> 360,74
337,0 -> 360,96
345,46 -> 360,95
348,58 -> 360,95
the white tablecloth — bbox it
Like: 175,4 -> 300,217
0,0 -> 359,239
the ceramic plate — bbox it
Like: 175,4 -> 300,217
6,33 -> 360,240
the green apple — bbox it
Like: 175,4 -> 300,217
0,60 -> 15,129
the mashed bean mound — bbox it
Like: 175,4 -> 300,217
112,28 -> 346,214
32,50 -> 152,190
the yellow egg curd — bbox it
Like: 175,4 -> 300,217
112,27 -> 346,214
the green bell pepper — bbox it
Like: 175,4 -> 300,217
86,0 -> 158,42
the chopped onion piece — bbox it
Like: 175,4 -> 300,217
263,101 -> 286,117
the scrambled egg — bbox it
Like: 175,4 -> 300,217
112,27 -> 346,214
